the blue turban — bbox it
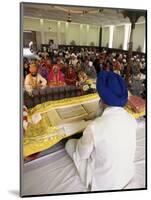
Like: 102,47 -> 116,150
96,71 -> 128,107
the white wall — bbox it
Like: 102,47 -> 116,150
79,24 -> 87,45
112,25 -> 124,49
102,27 -> 109,47
24,17 -> 100,46
36,31 -> 42,49
24,18 -> 40,31
24,17 -> 146,52
68,23 -> 80,45
133,23 -> 145,51
88,26 -> 100,46
102,22 -> 146,52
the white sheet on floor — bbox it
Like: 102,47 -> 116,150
22,119 -> 146,195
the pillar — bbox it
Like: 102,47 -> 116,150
80,24 -> 83,45
57,21 -> 61,44
123,24 -> 131,50
40,18 -> 45,44
109,25 -> 114,48
65,22 -> 69,45
143,35 -> 146,53
86,24 -> 90,46
99,27 -> 102,47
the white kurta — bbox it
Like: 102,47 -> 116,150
65,107 -> 137,191
24,73 -> 47,92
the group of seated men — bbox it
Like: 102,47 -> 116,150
23,46 -> 146,97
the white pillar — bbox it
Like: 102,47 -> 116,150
109,25 -> 114,48
40,19 -> 45,44
123,24 -> 131,50
57,21 -> 61,44
80,24 -> 83,45
41,32 -> 45,44
86,24 -> 90,46
65,22 -> 69,45
143,35 -> 146,53
128,24 -> 132,50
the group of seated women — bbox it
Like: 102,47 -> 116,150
24,57 -> 94,94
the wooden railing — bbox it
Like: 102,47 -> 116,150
24,85 -> 96,108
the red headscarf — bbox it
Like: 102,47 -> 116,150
48,65 -> 64,83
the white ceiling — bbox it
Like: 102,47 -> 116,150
23,4 -> 146,26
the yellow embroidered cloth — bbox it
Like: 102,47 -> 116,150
24,94 -> 99,157
23,93 -> 145,157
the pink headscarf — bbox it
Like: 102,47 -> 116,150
48,65 -> 64,83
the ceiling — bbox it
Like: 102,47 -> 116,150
23,3 -> 146,26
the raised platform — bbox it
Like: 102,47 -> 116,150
23,93 -> 145,157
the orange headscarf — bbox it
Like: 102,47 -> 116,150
28,64 -> 38,89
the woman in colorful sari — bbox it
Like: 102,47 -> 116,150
65,66 -> 77,85
48,65 -> 65,87
38,63 -> 49,81
38,58 -> 52,81
77,71 -> 88,86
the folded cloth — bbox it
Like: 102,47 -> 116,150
128,96 -> 145,113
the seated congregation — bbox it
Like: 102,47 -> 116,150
23,46 -> 146,108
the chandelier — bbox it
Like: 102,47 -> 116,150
67,11 -> 72,22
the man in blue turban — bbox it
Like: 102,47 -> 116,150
96,71 -> 128,107
65,71 -> 137,191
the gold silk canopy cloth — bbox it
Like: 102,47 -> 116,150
23,93 -> 145,157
